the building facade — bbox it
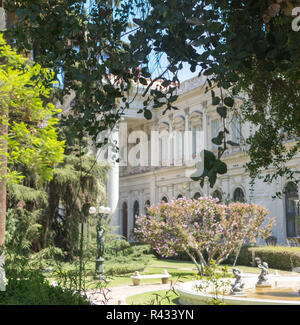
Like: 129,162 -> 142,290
103,76 -> 300,246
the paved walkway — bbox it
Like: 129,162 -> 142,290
87,282 -> 172,305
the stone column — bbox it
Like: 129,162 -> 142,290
107,128 -> 120,233
202,102 -> 208,151
150,177 -> 156,205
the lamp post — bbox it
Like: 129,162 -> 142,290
89,205 -> 111,281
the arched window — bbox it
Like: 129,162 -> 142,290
177,194 -> 183,199
233,187 -> 245,202
193,192 -> 202,200
133,200 -> 139,229
144,200 -> 150,215
122,202 -> 128,240
161,196 -> 168,203
284,182 -> 299,238
212,190 -> 223,203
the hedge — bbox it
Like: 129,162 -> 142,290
155,245 -> 300,272
235,246 -> 300,271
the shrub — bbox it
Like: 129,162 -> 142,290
0,272 -> 90,305
135,196 -> 274,274
235,246 -> 300,271
104,241 -> 152,258
105,262 -> 147,276
104,243 -> 152,276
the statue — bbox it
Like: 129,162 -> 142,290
255,257 -> 271,287
230,268 -> 245,296
89,205 -> 111,282
95,214 -> 108,282
96,218 -> 105,259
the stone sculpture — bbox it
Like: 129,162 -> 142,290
230,268 -> 245,296
255,257 -> 272,287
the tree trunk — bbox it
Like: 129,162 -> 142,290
195,249 -> 207,274
0,108 -> 7,248
185,249 -> 203,275
0,105 -> 7,291
0,1 -> 14,291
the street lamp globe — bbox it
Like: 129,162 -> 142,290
89,206 -> 97,215
98,206 -> 107,214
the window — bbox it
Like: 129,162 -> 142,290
133,200 -> 139,229
174,131 -> 183,159
161,196 -> 168,203
232,116 -> 242,144
212,190 -> 223,203
192,126 -> 201,155
177,194 -> 183,199
284,182 -> 299,238
144,200 -> 150,215
160,135 -> 168,162
193,192 -> 202,200
122,202 -> 128,239
158,123 -> 169,165
233,187 -> 245,202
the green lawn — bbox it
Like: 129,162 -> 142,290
45,255 -> 296,290
126,289 -> 180,305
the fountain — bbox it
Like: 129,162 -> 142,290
177,260 -> 300,305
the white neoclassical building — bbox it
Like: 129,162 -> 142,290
102,75 -> 300,246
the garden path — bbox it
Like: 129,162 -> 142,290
86,282 -> 172,305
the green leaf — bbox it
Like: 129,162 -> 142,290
212,137 -> 222,146
162,79 -> 171,87
213,159 -> 227,175
221,81 -> 231,89
227,140 -> 240,147
208,170 -> 217,188
144,109 -> 152,120
212,96 -> 221,106
139,78 -> 148,86
169,95 -> 178,103
224,97 -> 234,107
217,106 -> 227,118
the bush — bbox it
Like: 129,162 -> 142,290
104,243 -> 152,276
105,261 -> 147,276
104,241 -> 152,258
235,246 -> 300,271
0,273 -> 91,305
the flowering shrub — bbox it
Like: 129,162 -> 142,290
134,196 -> 274,274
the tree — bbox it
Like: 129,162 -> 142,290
6,151 -> 109,258
134,196 -> 274,274
0,33 -> 64,282
3,0 -> 158,143
123,0 -> 300,190
5,0 -> 300,191
45,152 -> 110,256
